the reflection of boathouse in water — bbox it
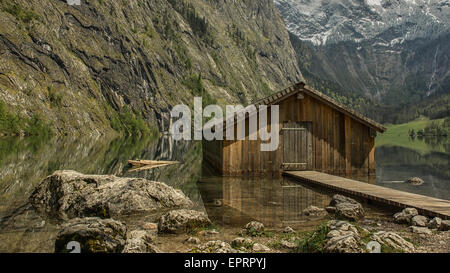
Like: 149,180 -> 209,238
197,174 -> 332,228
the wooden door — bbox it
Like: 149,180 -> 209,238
281,122 -> 313,170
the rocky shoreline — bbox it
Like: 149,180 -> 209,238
29,171 -> 450,253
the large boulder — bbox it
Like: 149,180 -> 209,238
123,230 -> 160,253
30,170 -> 193,220
393,208 -> 419,224
371,231 -> 415,253
54,217 -> 127,253
323,221 -> 362,253
158,209 -> 212,234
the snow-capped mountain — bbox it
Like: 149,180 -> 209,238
274,0 -> 450,118
275,0 -> 449,46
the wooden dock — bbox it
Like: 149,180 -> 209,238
283,171 -> 450,220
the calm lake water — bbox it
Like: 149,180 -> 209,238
375,136 -> 450,200
0,134 -> 448,252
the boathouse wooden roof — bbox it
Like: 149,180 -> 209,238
252,82 -> 386,133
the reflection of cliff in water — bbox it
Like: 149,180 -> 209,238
375,145 -> 450,200
0,135 -> 202,252
198,164 -> 331,228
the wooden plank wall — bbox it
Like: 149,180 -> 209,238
205,92 -> 375,176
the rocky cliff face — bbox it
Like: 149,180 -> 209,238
0,0 -> 302,136
275,0 -> 450,118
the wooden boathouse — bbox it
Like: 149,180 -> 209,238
203,82 -> 386,177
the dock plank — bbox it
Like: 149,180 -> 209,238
283,171 -> 450,219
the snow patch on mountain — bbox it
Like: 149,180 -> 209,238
274,0 -> 450,46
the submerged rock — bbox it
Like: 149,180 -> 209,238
371,231 -> 415,253
405,177 -> 424,186
30,171 -> 193,220
123,230 -> 160,253
393,208 -> 419,224
158,209 -> 212,234
302,205 -> 328,217
54,217 -> 127,253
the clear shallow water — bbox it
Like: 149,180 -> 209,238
375,138 -> 450,201
0,135 -> 448,252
